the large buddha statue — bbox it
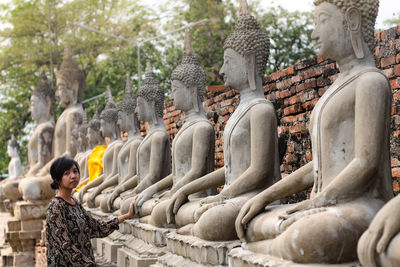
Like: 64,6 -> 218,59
358,195 -> 400,266
165,0 -> 280,241
1,73 -> 55,202
134,31 -> 215,227
234,0 -> 393,263
73,110 -> 90,179
116,63 -> 171,215
19,46 -> 85,201
100,75 -> 143,213
74,104 -> 107,193
80,88 -> 124,207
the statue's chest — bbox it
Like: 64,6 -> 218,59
55,113 -> 67,138
173,128 -> 193,161
224,113 -> 250,153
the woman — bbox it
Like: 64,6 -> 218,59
46,157 -> 136,267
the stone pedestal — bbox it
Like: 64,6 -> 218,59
160,232 -> 241,266
228,247 -> 361,267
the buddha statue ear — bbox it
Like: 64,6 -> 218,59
191,86 -> 200,113
150,101 -> 158,125
345,7 -> 364,59
245,51 -> 257,91
72,80 -> 80,104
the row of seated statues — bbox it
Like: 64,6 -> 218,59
0,0 -> 398,265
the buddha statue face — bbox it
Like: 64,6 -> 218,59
78,131 -> 88,149
30,95 -> 48,121
87,126 -> 102,146
135,97 -> 152,122
171,80 -> 193,111
220,48 -> 249,91
117,110 -> 131,132
56,78 -> 76,108
312,2 -> 353,60
7,145 -> 17,158
100,119 -> 115,138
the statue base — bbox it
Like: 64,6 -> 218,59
0,248 -> 35,267
160,232 -> 241,266
228,247 -> 361,267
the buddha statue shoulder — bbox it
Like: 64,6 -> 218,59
133,31 -> 215,227
235,0 -> 393,263
165,0 -> 281,241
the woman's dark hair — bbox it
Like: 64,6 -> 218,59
50,157 -> 80,190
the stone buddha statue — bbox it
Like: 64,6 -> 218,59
19,45 -> 85,201
73,110 -> 90,179
234,0 -> 393,263
133,31 -> 215,227
74,104 -> 106,194
1,73 -> 55,202
99,75 -> 143,213
165,0 -> 280,241
80,88 -> 124,207
7,136 -> 22,181
116,63 -> 171,215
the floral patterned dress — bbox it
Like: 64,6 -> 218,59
46,196 -> 119,267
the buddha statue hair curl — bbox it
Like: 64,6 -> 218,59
223,0 -> 270,77
88,102 -> 101,130
100,87 -> 118,122
313,0 -> 379,54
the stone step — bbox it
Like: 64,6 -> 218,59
129,220 -> 173,247
165,232 -> 241,266
228,247 -> 361,267
157,252 -> 225,267
117,247 -> 158,267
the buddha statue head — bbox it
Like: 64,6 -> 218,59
7,135 -> 19,158
220,0 -> 270,92
171,31 -> 206,113
87,102 -> 103,146
56,45 -> 86,108
77,110 -> 89,151
118,74 -> 140,133
31,72 -> 55,122
312,0 -> 379,60
100,87 -> 119,138
136,63 -> 165,125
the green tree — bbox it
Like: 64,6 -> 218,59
384,11 -> 400,27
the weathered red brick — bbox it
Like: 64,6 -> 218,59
390,78 -> 400,89
392,167 -> 400,178
221,115 -> 230,122
284,95 -> 298,106
391,157 -> 400,167
291,75 -> 302,84
384,68 -> 394,79
396,54 -> 400,64
284,104 -> 303,115
392,105 -> 397,115
393,182 -> 399,193
394,64 -> 400,76
220,98 -> 234,107
306,151 -> 313,161
206,85 -> 227,93
289,124 -> 307,133
381,56 -> 396,68
287,66 -> 295,75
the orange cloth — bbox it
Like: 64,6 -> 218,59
75,145 -> 106,192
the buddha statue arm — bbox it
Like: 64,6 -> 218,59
107,174 -> 139,210
212,105 -> 279,202
91,173 -> 118,197
235,161 -> 314,241
358,194 -> 400,266
170,124 -> 214,195
286,74 -> 391,215
78,174 -> 104,202
132,132 -> 169,194
121,141 -> 140,182
109,143 -> 123,178
166,167 -> 225,224
64,112 -> 83,157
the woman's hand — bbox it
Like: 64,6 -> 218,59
118,195 -> 138,223
235,195 -> 267,242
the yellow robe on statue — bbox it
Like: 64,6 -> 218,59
76,145 -> 107,192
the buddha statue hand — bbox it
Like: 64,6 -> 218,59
283,194 -> 337,216
135,187 -> 156,215
278,207 -> 327,232
78,188 -> 86,203
87,193 -> 95,208
107,192 -> 118,211
235,194 -> 271,242
166,188 -> 189,224
358,196 -> 400,266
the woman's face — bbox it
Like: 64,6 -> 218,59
59,164 -> 80,190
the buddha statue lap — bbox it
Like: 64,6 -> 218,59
115,63 -> 171,215
234,0 -> 393,263
98,75 -> 143,213
165,0 -> 281,241
133,31 -> 215,227
81,88 -> 124,208
19,46 -> 85,201
2,73 -> 55,202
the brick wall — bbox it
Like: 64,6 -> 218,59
161,26 -> 400,195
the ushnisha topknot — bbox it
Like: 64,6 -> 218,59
100,87 -> 118,122
56,45 -> 86,103
313,0 -> 379,54
118,74 -> 137,115
8,135 -> 19,150
137,63 -> 165,118
171,31 -> 207,100
223,0 -> 270,77
32,72 -> 56,116
88,102 -> 101,130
